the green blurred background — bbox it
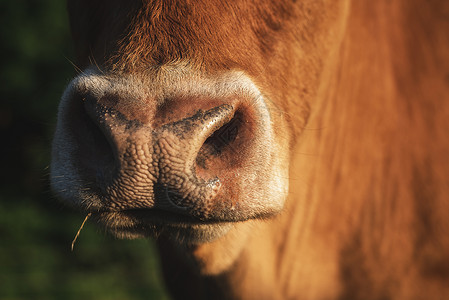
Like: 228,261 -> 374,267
0,1 -> 169,299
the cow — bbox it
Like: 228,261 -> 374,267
51,0 -> 449,299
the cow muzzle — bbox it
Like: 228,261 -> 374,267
51,66 -> 289,241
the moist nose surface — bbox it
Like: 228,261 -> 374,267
85,99 -> 236,217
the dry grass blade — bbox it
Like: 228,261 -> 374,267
71,213 -> 92,251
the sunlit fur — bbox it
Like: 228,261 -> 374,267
55,0 -> 449,299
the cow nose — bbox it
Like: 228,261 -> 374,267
84,97 -> 238,216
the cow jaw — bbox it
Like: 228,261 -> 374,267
50,64 -> 290,245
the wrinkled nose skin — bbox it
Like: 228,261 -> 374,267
86,101 -> 234,214
51,67 -> 289,244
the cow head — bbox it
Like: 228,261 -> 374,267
51,0 -> 348,245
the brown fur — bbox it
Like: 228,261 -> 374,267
60,0 -> 449,299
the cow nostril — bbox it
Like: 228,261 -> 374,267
196,111 -> 243,171
81,101 -> 118,185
